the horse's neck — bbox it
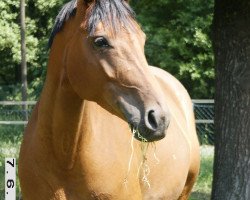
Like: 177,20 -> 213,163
37,69 -> 131,171
36,68 -> 142,192
37,68 -> 85,169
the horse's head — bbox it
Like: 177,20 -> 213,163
51,0 -> 171,142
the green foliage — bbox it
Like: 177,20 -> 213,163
0,0 -> 21,95
190,146 -> 214,200
0,0 -> 68,100
0,0 -> 214,99
131,0 -> 214,98
0,0 -> 38,100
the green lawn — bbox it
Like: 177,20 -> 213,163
0,126 -> 214,199
190,146 -> 214,200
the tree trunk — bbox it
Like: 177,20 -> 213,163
20,0 -> 28,120
212,1 -> 250,199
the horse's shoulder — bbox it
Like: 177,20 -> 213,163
150,66 -> 192,106
150,66 -> 198,145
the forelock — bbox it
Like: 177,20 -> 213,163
84,0 -> 136,35
48,0 -> 136,48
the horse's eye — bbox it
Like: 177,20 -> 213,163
93,37 -> 110,48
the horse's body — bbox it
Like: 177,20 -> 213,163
19,0 -> 200,199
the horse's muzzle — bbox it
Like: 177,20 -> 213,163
132,108 -> 170,142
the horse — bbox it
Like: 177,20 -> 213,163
18,0 -> 200,199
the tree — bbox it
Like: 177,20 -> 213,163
0,0 -> 67,100
20,0 -> 28,120
131,0 -> 214,98
20,0 -> 27,102
0,0 -> 38,100
212,1 -> 250,199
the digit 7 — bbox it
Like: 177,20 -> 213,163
7,159 -> 15,167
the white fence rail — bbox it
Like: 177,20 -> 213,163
0,101 -> 36,106
192,99 -> 214,104
0,121 -> 28,125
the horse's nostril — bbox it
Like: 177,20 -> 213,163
148,110 -> 158,130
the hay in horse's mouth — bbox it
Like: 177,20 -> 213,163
124,128 -> 159,189
129,124 -> 148,142
129,123 -> 165,143
136,129 -> 151,188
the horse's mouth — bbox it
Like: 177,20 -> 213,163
129,123 -> 166,142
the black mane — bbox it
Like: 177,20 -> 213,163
48,0 -> 136,48
48,0 -> 77,48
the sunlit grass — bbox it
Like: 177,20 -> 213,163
190,145 -> 214,200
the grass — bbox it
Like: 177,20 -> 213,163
190,145 -> 214,200
0,125 -> 214,199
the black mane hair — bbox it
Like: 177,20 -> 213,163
48,0 -> 77,48
48,0 -> 136,48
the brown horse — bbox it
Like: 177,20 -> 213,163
19,0 -> 200,199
